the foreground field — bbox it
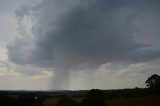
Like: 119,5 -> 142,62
107,95 -> 160,106
43,95 -> 160,106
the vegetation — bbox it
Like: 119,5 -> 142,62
145,74 -> 160,89
57,96 -> 77,106
0,74 -> 160,106
145,74 -> 160,95
79,89 -> 106,106
0,94 -> 18,106
18,94 -> 43,106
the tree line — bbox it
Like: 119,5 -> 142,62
0,74 -> 159,106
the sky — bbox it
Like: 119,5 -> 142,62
0,0 -> 160,90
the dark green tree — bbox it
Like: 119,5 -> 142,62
145,74 -> 160,89
80,89 -> 106,106
57,96 -> 77,106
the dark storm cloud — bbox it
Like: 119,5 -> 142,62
7,0 -> 160,89
7,0 -> 160,68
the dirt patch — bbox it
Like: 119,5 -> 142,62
107,95 -> 160,106
43,95 -> 160,106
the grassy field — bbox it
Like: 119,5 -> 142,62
43,95 -> 160,106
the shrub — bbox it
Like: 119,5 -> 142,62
80,89 -> 106,106
57,96 -> 77,106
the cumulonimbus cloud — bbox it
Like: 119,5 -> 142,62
7,0 -> 160,89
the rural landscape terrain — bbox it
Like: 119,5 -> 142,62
0,74 -> 160,106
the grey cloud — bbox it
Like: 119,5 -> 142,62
7,0 -> 160,89
15,65 -> 47,76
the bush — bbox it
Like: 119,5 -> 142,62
0,95 -> 19,106
57,96 -> 77,106
80,89 -> 106,106
18,94 -> 43,106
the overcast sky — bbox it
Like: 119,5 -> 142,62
0,0 -> 160,90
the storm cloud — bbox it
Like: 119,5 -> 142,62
7,0 -> 160,89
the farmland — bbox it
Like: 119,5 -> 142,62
43,95 -> 160,106
0,88 -> 160,106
